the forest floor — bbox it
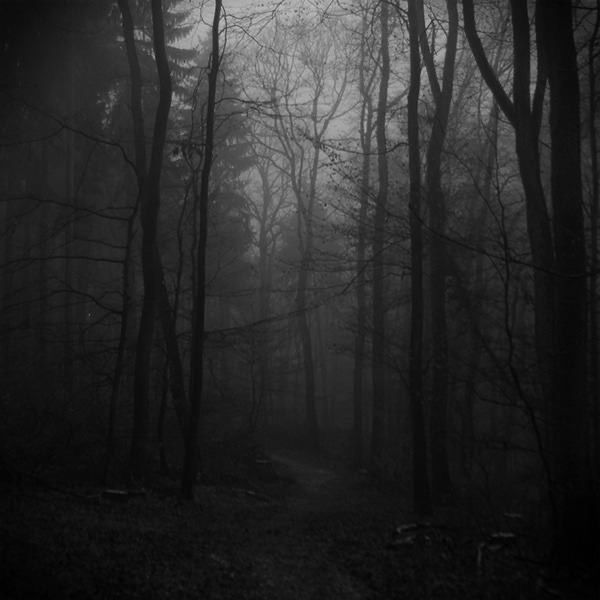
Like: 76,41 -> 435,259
0,442 -> 597,599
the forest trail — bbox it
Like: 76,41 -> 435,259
269,452 -> 345,505
236,452 -> 380,599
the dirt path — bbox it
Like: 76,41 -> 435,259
225,453 -> 403,600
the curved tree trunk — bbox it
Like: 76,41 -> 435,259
463,0 -> 556,414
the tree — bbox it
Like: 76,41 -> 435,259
242,15 -> 349,451
407,0 -> 432,517
370,0 -> 391,473
462,0 -> 554,414
463,0 -> 594,560
536,0 -> 591,560
181,0 -> 223,500
418,0 -> 458,502
353,2 -> 379,466
118,0 -> 172,483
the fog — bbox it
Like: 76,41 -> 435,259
0,1 -> 598,596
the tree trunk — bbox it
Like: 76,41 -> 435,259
419,0 -> 458,503
103,201 -> 135,485
463,0 -> 556,417
119,0 -> 172,484
537,0 -> 591,561
63,67 -> 75,403
370,0 -> 390,473
297,259 -> 319,451
352,9 -> 376,467
158,272 -> 189,431
407,0 -> 432,517
587,0 -> 600,523
181,0 -> 221,500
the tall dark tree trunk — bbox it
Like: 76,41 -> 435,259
297,243 -> 319,451
296,126 -> 322,453
407,0 -> 432,517
36,143 -> 49,386
63,57 -> 75,402
537,0 -> 592,561
419,0 -> 458,503
181,0 -> 221,500
257,171 -> 271,426
370,0 -> 390,472
119,0 -> 172,484
459,100 -> 500,478
587,0 -> 600,516
158,273 -> 188,431
353,10 -> 376,466
104,202 -> 135,485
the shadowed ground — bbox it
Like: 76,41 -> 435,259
1,448 -> 595,599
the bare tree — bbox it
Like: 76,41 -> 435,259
243,16 -> 349,451
118,0 -> 172,483
353,3 -> 379,466
370,0 -> 391,472
181,0 -> 223,500
463,0 -> 592,560
407,0 -> 432,517
417,0 -> 458,502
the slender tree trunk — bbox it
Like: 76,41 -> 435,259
297,260 -> 319,451
353,160 -> 369,464
407,0 -> 432,517
157,361 -> 170,476
257,174 -> 271,426
158,272 -> 188,431
103,202 -> 135,484
370,0 -> 390,473
63,59 -> 75,402
315,307 -> 330,429
588,0 -> 600,511
120,0 -> 172,484
296,140 -> 320,453
2,151 -> 14,386
419,0 -> 458,502
181,0 -> 221,499
461,100 -> 499,478
353,11 -> 375,467
36,143 -> 49,383
537,0 -> 591,560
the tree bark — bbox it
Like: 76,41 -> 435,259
158,272 -> 189,431
587,0 -> 600,524
181,0 -> 221,500
536,0 -> 591,561
419,0 -> 458,503
119,0 -> 172,484
370,0 -> 390,473
462,0 -> 555,413
104,202 -> 135,485
353,12 -> 376,466
407,0 -> 432,517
